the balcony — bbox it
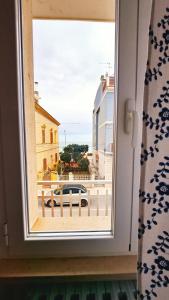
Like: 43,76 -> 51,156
32,180 -> 113,233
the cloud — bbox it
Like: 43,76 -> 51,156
33,20 -> 115,145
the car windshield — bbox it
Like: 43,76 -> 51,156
54,189 -> 61,195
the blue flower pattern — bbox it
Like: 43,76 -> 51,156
138,4 -> 169,300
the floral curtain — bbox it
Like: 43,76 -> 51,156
137,1 -> 169,299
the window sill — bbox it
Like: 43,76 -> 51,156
0,256 -> 137,279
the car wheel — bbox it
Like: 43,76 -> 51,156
81,199 -> 88,207
46,199 -> 57,207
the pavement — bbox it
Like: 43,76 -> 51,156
34,184 -> 113,232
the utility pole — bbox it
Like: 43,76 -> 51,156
64,130 -> 67,147
62,123 -> 80,147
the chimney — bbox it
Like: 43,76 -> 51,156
109,76 -> 115,88
100,75 -> 105,81
34,81 -> 40,103
100,75 -> 106,92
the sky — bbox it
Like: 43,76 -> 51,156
33,20 -> 115,151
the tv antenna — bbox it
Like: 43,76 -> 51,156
99,62 -> 113,74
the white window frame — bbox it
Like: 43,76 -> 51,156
0,0 -> 151,258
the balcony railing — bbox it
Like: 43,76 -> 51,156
34,180 -> 112,232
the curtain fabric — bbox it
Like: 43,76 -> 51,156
138,1 -> 169,299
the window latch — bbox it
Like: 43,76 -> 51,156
124,99 -> 139,148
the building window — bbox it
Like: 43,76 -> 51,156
54,130 -> 57,143
43,158 -> 47,171
50,129 -> 53,144
96,108 -> 100,151
41,125 -> 46,143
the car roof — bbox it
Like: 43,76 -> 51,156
62,184 -> 86,190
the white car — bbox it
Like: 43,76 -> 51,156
45,184 -> 88,207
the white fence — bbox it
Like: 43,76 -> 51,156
37,180 -> 112,218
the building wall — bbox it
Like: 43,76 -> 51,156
93,75 -> 114,179
98,151 -> 113,180
35,110 -> 59,179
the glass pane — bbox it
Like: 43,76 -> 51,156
27,16 -> 115,234
63,189 -> 69,195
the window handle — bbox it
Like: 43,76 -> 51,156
124,99 -> 138,148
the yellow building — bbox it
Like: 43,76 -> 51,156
35,101 -> 60,180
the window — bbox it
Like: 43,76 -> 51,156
63,189 -> 69,195
0,0 -> 151,257
41,125 -> 46,143
95,108 -> 100,151
50,129 -> 53,144
30,19 -> 115,234
54,130 -> 57,144
72,188 -> 79,194
22,0 -> 135,246
43,158 -> 47,171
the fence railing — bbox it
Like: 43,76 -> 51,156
37,180 -> 112,218
58,174 -> 94,181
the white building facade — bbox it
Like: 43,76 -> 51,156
93,74 -> 114,180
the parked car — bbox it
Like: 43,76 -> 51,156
45,184 -> 88,207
